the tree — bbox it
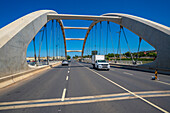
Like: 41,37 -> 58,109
125,52 -> 131,57
73,55 -> 79,59
107,53 -> 114,57
138,52 -> 146,57
92,50 -> 98,55
67,55 -> 71,60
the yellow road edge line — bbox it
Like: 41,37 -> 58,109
0,94 -> 170,111
1,90 -> 170,106
0,98 -> 61,105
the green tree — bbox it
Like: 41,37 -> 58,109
107,53 -> 114,57
67,55 -> 71,60
125,52 -> 131,57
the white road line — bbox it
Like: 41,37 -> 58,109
78,63 -> 169,113
123,72 -> 133,76
61,88 -> 67,101
68,68 -> 70,70
156,81 -> 170,86
66,76 -> 69,81
68,71 -> 70,73
0,91 -> 170,110
0,90 -> 170,106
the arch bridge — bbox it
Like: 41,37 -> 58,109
0,10 -> 169,77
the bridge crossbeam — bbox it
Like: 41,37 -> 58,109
66,38 -> 84,40
47,14 -> 122,22
64,27 -> 89,30
67,50 -> 82,52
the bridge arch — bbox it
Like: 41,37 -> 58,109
82,13 -> 170,69
0,10 -> 67,77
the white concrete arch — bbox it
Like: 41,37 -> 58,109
82,13 -> 170,70
0,10 -> 67,77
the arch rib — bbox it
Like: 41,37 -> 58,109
0,10 -> 67,77
82,13 -> 170,69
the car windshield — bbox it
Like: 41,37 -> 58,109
63,60 -> 68,62
97,60 -> 106,62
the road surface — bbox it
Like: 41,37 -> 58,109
0,60 -> 169,113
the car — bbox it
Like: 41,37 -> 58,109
95,60 -> 110,70
92,55 -> 110,70
62,60 -> 69,66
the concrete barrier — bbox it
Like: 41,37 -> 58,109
0,62 -> 61,88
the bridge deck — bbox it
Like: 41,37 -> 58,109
0,61 -> 169,112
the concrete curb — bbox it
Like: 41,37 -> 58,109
0,62 -> 61,88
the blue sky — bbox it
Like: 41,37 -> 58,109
0,0 -> 169,57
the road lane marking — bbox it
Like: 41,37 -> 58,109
1,91 -> 169,105
68,71 -> 70,74
110,67 -> 170,86
123,72 -> 133,76
61,88 -> 67,101
156,81 -> 170,86
0,91 -> 170,110
66,76 -> 69,81
68,68 -> 70,70
78,63 -> 169,113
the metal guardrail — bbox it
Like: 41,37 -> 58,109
109,60 -> 143,65
81,59 -> 143,65
27,61 -> 62,66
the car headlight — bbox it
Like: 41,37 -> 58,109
98,65 -> 102,68
107,65 -> 110,68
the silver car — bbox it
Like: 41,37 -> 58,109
62,60 -> 69,66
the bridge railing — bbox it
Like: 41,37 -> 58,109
81,59 -> 143,65
109,61 -> 143,65
27,61 -> 62,67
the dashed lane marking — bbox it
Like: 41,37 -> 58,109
61,88 -> 67,101
78,63 -> 169,113
66,76 -> 69,81
123,72 -> 133,76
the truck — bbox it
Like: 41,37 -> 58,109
92,55 -> 110,70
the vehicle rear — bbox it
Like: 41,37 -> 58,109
62,60 -> 69,66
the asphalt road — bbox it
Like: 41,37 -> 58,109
0,60 -> 169,113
